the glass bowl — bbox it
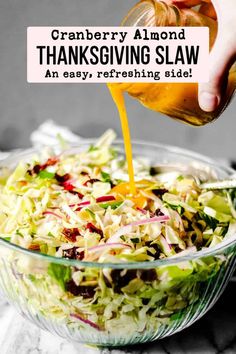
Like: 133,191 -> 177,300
0,140 -> 236,347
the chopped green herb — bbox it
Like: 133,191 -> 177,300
16,230 -> 24,237
165,203 -> 184,215
219,224 -> 229,236
28,274 -> 36,282
88,145 -> 99,152
118,160 -> 125,168
131,238 -> 140,244
4,236 -> 11,242
111,148 -> 118,158
38,170 -> 55,179
198,211 -> 218,230
101,171 -> 111,183
99,201 -> 123,210
115,179 -> 124,185
85,208 -> 96,219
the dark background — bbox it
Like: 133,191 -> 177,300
0,0 -> 235,159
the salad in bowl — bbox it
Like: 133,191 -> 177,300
0,130 -> 235,346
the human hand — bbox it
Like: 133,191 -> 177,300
163,0 -> 208,7
163,0 -> 236,112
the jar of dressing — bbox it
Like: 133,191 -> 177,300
114,0 -> 235,126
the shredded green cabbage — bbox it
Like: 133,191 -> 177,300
0,130 -> 235,338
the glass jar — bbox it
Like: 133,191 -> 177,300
116,0 -> 236,126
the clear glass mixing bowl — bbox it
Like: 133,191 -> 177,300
0,141 -> 235,347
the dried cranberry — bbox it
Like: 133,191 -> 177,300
33,165 -> 41,174
63,228 -> 81,242
155,209 -> 164,217
83,178 -> 100,186
110,269 -> 137,293
150,167 -> 157,176
28,244 -> 40,251
77,250 -> 85,260
80,171 -> 89,176
62,182 -> 84,199
27,164 -> 41,176
152,189 -> 168,197
63,247 -> 77,259
66,280 -> 95,298
62,182 -> 74,191
63,247 -> 84,260
66,280 -> 79,295
86,223 -> 103,237
146,242 -> 161,260
96,196 -> 115,203
142,298 -> 149,305
69,190 -> 84,199
139,269 -> 157,282
55,173 -> 71,183
27,157 -> 58,176
103,274 -> 112,288
41,157 -> 58,170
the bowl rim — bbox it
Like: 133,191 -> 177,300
0,139 -> 235,269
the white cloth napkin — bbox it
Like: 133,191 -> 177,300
30,120 -> 83,148
0,120 -> 78,161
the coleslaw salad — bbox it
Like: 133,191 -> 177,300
0,130 -> 235,337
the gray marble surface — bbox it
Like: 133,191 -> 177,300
1,281 -> 236,354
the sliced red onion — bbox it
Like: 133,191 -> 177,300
136,207 -> 147,214
70,313 -> 101,331
130,215 -> 169,227
107,215 -> 169,243
87,242 -> 131,253
86,222 -> 103,237
76,201 -> 90,209
69,201 -> 90,210
136,207 -> 157,218
96,195 -> 115,203
83,178 -> 101,186
43,211 -> 63,219
69,196 -> 116,209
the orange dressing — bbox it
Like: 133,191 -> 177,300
107,1 -> 235,196
111,182 -> 147,208
108,84 -> 136,195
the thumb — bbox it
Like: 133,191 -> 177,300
198,33 -> 236,112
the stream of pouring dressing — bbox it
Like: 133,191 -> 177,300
108,85 -> 136,195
